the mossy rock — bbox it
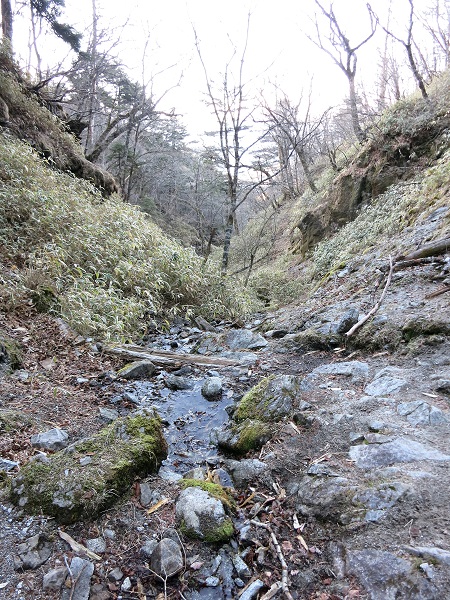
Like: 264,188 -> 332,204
348,321 -> 403,352
402,318 -> 450,341
0,409 -> 35,433
10,410 -> 167,523
285,327 -> 341,352
0,334 -> 23,373
235,374 -> 301,422
216,419 -> 273,456
181,479 -> 235,510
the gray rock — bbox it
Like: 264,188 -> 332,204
30,428 -> 69,451
435,379 -> 450,395
119,360 -> 157,380
107,567 -> 124,581
223,459 -> 268,488
232,554 -> 251,578
85,537 -> 106,554
202,377 -> 223,399
311,360 -> 369,381
175,487 -> 233,541
158,466 -> 183,482
334,308 -> 360,334
13,534 -> 52,570
225,329 -> 268,350
98,407 -> 119,422
397,401 -> 448,426
404,546 -> 450,566
346,549 -> 436,600
239,579 -> 265,600
0,457 -> 19,471
121,577 -> 132,592
353,482 -> 409,515
205,576 -> 220,587
166,374 -> 193,390
365,376 -> 406,396
221,351 -> 259,365
183,467 -> 206,481
150,538 -> 184,577
42,567 -> 67,590
307,463 -> 340,477
350,437 -> 450,469
140,482 -> 157,507
61,557 -> 94,600
141,539 -> 158,558
295,476 -> 356,520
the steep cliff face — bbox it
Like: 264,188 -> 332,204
291,85 -> 450,258
0,50 -> 118,196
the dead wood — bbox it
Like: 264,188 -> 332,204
104,344 -> 240,368
425,286 -> 450,299
396,237 -> 450,262
345,255 -> 394,338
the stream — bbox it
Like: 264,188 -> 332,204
123,374 -> 236,474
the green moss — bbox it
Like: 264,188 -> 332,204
0,334 -> 23,371
348,321 -> 403,352
10,411 -> 167,523
234,376 -> 275,422
402,318 -> 450,342
181,479 -> 235,509
234,419 -> 273,455
203,518 -> 234,542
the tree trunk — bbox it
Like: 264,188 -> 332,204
405,42 -> 428,99
296,146 -> 317,193
348,74 -> 365,142
221,211 -> 234,276
1,0 -> 13,45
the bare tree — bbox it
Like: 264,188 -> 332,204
194,16 -> 274,276
1,0 -> 13,44
263,88 -> 327,194
420,0 -> 450,71
375,0 -> 428,99
309,0 -> 377,142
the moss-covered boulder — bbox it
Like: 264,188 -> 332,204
0,333 -> 22,375
215,375 -> 302,456
176,486 -> 234,542
10,410 -> 167,523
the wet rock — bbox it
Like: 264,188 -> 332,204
346,549 -> 436,600
397,401 -> 448,426
150,538 -> 184,577
225,329 -> 268,350
85,537 -> 106,554
202,377 -> 223,399
42,566 -> 67,590
350,437 -> 450,469
175,487 -> 234,542
158,466 -> 183,482
61,557 -> 94,600
166,374 -> 193,390
11,411 -> 167,523
222,459 -> 268,488
13,533 -> 52,570
30,428 -> 69,451
118,360 -> 158,380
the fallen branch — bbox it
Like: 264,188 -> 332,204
396,236 -> 450,261
104,344 -> 240,368
380,256 -> 445,272
425,285 -> 450,299
250,520 -> 294,600
345,255 -> 394,338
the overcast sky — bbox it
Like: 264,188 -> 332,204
13,0 -> 434,140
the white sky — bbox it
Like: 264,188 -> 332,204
12,0 -> 434,141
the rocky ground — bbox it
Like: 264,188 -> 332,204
1,241 -> 450,599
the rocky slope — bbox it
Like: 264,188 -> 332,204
0,197 -> 449,599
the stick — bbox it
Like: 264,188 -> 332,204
250,520 -> 294,600
425,286 -> 450,299
345,255 -> 394,338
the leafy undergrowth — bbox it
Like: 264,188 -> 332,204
0,132 -> 250,341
